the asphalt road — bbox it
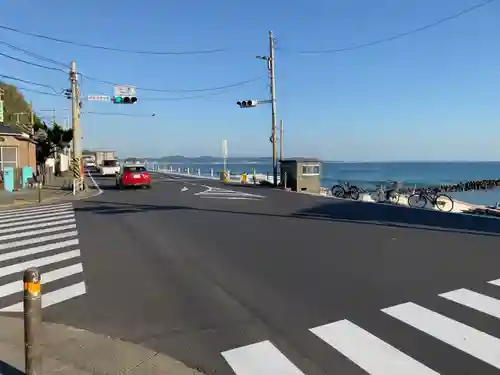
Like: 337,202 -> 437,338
5,172 -> 500,374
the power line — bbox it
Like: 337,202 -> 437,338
17,86 -> 65,97
0,40 -> 264,93
0,24 -> 226,55
0,74 -> 61,92
0,40 -> 69,67
82,75 -> 265,93
83,111 -> 155,117
287,0 -> 497,54
0,51 -> 66,73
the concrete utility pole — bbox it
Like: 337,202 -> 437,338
269,31 -> 278,186
70,61 -> 83,191
279,119 -> 284,162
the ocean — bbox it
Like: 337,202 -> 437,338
149,159 -> 500,206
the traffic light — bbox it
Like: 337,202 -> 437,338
113,96 -> 137,104
64,89 -> 72,99
237,100 -> 258,108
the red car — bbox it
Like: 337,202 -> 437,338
116,165 -> 152,189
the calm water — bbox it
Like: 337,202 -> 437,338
151,160 -> 500,206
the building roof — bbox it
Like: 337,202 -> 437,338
280,157 -> 321,163
0,123 -> 24,135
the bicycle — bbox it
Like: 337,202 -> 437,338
331,181 -> 361,199
407,189 -> 454,212
370,181 -> 401,204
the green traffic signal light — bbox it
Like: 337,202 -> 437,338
114,96 -> 122,103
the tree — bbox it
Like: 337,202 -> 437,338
33,121 -> 73,164
0,82 -> 43,132
0,81 -> 73,163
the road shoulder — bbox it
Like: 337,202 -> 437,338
0,316 -> 204,374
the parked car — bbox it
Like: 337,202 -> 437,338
116,165 -> 151,189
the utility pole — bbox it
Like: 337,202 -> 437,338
279,119 -> 284,162
70,61 -> 82,191
29,102 -> 34,128
239,32 -> 278,186
269,31 -> 278,186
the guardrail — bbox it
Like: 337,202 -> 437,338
148,165 -> 281,184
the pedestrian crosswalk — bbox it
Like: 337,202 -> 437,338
221,278 -> 500,374
0,202 -> 86,312
195,186 -> 266,200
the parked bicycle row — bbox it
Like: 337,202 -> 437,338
331,181 -> 455,212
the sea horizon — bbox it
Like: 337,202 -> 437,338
135,156 -> 500,164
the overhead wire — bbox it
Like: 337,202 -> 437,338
17,86 -> 65,97
83,111 -> 155,117
282,0 -> 498,54
81,74 -> 265,93
0,40 -> 69,67
0,40 -> 264,93
0,24 -> 226,55
0,73 -> 61,92
0,50 -> 66,73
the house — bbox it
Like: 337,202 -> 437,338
0,123 -> 36,171
0,123 -> 37,191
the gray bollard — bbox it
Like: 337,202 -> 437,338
198,168 -> 201,176
24,268 -> 42,375
210,168 -> 214,177
37,182 -> 42,203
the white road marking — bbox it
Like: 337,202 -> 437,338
199,196 -> 262,200
195,186 -> 265,199
87,170 -> 103,196
0,263 -> 83,298
0,249 -> 80,278
382,302 -> 500,369
0,224 -> 76,242
0,218 -> 76,234
0,213 -> 74,229
0,231 -> 78,251
181,187 -> 188,192
487,278 -> 500,287
440,288 -> 500,319
310,319 -> 438,375
0,239 -> 79,263
1,281 -> 87,312
0,209 -> 74,224
0,203 -> 72,217
222,340 -> 305,375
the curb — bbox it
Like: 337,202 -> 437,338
0,316 -> 204,375
0,172 -> 103,210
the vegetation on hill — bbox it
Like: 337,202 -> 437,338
0,81 -> 73,163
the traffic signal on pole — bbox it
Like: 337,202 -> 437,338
236,100 -> 258,108
113,96 -> 137,104
64,89 -> 72,99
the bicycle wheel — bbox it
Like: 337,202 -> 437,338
331,185 -> 346,198
408,193 -> 427,208
388,192 -> 400,204
435,194 -> 454,212
348,186 -> 361,200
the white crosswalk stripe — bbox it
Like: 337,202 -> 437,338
222,278 -> 500,374
0,203 -> 86,312
195,186 -> 265,200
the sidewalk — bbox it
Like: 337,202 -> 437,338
0,174 -> 97,209
0,316 -> 204,374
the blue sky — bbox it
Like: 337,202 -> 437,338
1,0 -> 499,161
